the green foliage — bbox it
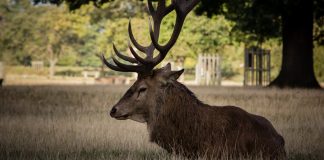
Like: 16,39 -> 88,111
1,0 -> 324,82
314,45 -> 324,82
180,14 -> 234,57
0,1 -> 87,65
221,60 -> 236,79
55,69 -> 82,76
196,0 -> 281,43
314,17 -> 324,46
196,0 -> 324,44
0,0 -> 37,62
6,66 -> 48,76
33,0 -> 113,10
79,55 -> 102,67
57,53 -> 78,66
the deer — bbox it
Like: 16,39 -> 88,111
101,0 -> 286,159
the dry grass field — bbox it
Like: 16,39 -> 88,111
0,85 -> 323,160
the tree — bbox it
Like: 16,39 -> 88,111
33,4 -> 89,78
0,0 -> 39,64
36,0 -> 324,88
33,0 -> 113,10
195,0 -> 323,88
0,0 -> 90,76
32,0 -> 324,86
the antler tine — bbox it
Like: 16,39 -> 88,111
173,0 -> 200,15
161,4 -> 175,17
148,0 -> 199,64
185,0 -> 200,14
149,10 -> 185,57
156,0 -> 166,11
147,0 -> 155,14
102,0 -> 200,74
113,44 -> 138,64
101,54 -> 131,72
148,0 -> 168,15
128,20 -> 147,53
124,0 -> 180,70
128,43 -> 151,65
144,0 -> 174,62
111,56 -> 144,72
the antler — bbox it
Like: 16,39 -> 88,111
101,0 -> 200,75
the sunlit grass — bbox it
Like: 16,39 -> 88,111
0,85 -> 323,159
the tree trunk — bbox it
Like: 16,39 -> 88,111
47,44 -> 57,79
49,60 -> 57,79
269,0 -> 320,88
95,53 -> 105,78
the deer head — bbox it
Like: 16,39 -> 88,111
101,0 -> 199,123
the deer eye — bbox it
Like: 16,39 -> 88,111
138,87 -> 147,93
137,87 -> 147,99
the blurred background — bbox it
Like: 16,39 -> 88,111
0,0 -> 323,87
1,1 -> 324,159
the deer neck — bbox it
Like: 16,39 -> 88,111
147,81 -> 203,137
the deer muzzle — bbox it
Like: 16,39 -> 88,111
110,107 -> 129,120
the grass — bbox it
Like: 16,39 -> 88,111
0,85 -> 323,160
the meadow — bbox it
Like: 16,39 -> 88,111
0,85 -> 323,160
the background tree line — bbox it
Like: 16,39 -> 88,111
0,0 -> 324,84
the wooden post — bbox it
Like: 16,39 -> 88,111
206,54 -> 210,85
251,50 -> 254,85
203,54 -> 207,85
267,51 -> 271,84
216,55 -> 221,86
244,48 -> 271,86
258,49 -> 263,86
244,49 -> 247,86
0,62 -> 4,86
212,55 -> 216,85
195,54 -> 201,85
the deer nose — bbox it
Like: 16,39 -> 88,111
110,107 -> 117,117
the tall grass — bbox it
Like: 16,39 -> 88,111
0,85 -> 323,159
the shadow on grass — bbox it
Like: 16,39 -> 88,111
288,152 -> 322,160
0,149 -> 169,160
1,150 -> 323,160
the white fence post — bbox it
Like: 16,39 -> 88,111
195,54 -> 221,86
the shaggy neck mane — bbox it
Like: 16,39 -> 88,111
148,81 -> 208,152
164,81 -> 203,107
149,80 -> 204,124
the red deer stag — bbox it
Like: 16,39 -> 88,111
101,0 -> 286,159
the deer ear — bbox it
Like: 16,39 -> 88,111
167,69 -> 184,81
162,63 -> 171,72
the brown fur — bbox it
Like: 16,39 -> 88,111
147,82 -> 285,159
109,65 -> 286,159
